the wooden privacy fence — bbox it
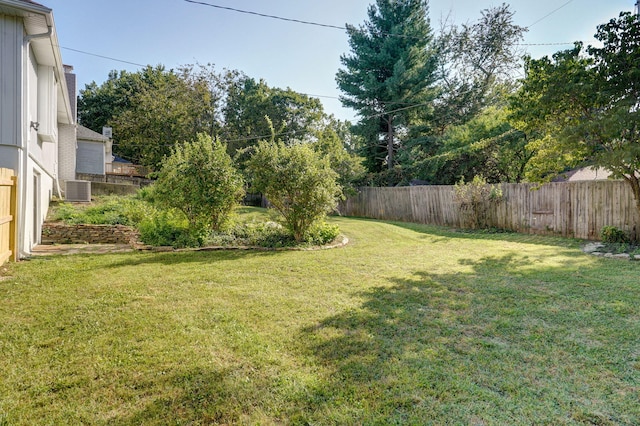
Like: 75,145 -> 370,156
0,168 -> 18,265
339,180 -> 640,241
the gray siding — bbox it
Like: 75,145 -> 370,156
76,141 -> 105,175
0,15 -> 23,150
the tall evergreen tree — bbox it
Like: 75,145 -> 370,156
336,0 -> 438,181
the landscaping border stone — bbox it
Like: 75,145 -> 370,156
41,223 -> 140,245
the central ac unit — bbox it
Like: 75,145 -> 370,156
65,180 -> 91,202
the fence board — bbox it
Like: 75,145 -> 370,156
0,168 -> 17,265
339,180 -> 640,241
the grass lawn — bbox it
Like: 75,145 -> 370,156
1,211 -> 639,424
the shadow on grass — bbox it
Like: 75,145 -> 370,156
80,253 -> 635,424
111,366 -> 275,425
102,248 -> 281,269
293,253 -> 631,423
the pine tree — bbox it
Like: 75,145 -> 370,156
336,0 -> 438,181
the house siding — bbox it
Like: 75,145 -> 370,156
0,14 -> 22,150
1,1 -> 73,257
58,123 -> 76,183
76,140 -> 105,175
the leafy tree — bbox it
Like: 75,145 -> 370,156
433,3 -> 526,132
111,68 -> 213,169
510,11 -> 640,215
222,76 -> 324,160
408,106 -> 530,184
79,65 -> 223,170
246,141 -> 342,242
154,133 -> 245,233
312,119 -> 366,195
78,68 -> 148,133
336,0 -> 439,178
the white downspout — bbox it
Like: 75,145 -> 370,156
18,27 -> 52,258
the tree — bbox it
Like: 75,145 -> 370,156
78,65 -> 223,170
246,141 -> 342,242
222,76 -> 324,161
432,3 -> 526,132
409,106 -> 530,184
511,11 -> 640,215
78,68 -> 146,133
336,0 -> 439,179
312,119 -> 366,195
154,133 -> 245,232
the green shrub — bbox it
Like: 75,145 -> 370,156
454,175 -> 503,229
138,209 -> 205,248
52,195 -> 156,227
304,222 -> 340,246
154,133 -> 245,232
600,226 -> 630,244
52,202 -> 84,223
246,141 -> 342,242
229,221 -> 296,248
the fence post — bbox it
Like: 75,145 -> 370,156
10,175 -> 18,262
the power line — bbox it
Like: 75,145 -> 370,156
183,0 -> 346,30
59,46 -> 147,67
517,41 -> 585,46
527,0 -> 575,28
182,0 -> 428,40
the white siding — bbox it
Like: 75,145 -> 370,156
0,15 -> 22,151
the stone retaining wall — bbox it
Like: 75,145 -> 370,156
90,182 -> 140,196
42,223 -> 139,245
76,172 -> 154,187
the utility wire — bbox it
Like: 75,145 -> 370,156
59,46 -> 147,67
57,2 -> 584,78
527,0 -> 575,28
183,0 -> 346,30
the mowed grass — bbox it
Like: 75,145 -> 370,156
0,212 -> 639,425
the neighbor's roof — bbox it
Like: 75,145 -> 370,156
77,125 -> 109,143
553,166 -> 612,182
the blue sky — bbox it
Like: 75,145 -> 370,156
46,0 -> 635,122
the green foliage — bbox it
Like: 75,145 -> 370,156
336,0 -> 439,176
79,65 -> 222,170
432,4 -> 526,132
222,76 -> 325,162
408,106 -> 530,184
510,12 -> 640,214
454,175 -> 503,229
312,120 -> 366,195
51,196 -> 152,226
220,221 -> 296,248
600,226 -> 630,244
304,222 -> 341,246
247,141 -> 342,242
138,209 -> 205,248
154,133 -> 245,233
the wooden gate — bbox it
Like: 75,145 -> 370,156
0,168 -> 18,265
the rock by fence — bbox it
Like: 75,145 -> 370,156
41,223 -> 139,245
